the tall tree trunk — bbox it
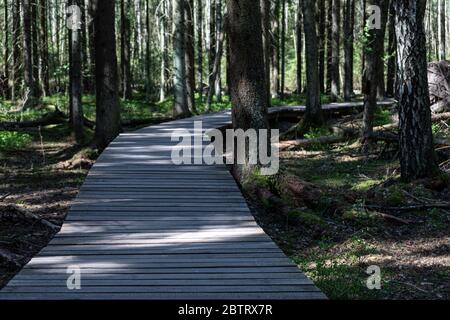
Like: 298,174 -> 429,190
386,0 -> 396,97
196,0 -> 203,100
145,0 -> 152,101
31,0 -> 40,98
3,0 -> 10,99
120,0 -> 132,99
208,0 -> 216,96
295,0 -> 303,94
228,0 -> 269,180
394,0 -> 437,181
159,5 -> 167,102
185,0 -> 197,113
173,0 -> 191,118
261,0 -> 271,106
23,0 -> 37,106
438,0 -> 446,60
92,0 -> 122,150
40,0 -> 49,96
87,0 -> 96,93
326,0 -> 332,93
343,0 -> 355,101
69,0 -> 84,144
206,14 -> 225,111
361,0 -> 386,150
213,0 -> 222,101
376,0 -> 389,99
271,0 -> 280,98
318,0 -> 325,94
280,0 -> 286,99
330,0 -> 340,102
302,0 -> 323,129
11,0 -> 20,101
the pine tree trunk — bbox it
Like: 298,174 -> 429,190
318,0 -> 325,94
23,0 -> 37,106
213,0 -> 222,101
343,0 -> 354,101
228,0 -> 269,179
386,0 -> 396,97
438,0 -> 446,60
271,0 -> 280,98
70,0 -> 84,144
196,0 -> 203,99
173,0 -> 191,118
40,0 -> 49,96
31,0 -> 40,98
185,0 -> 197,113
87,0 -> 96,93
3,0 -> 9,99
295,0 -> 303,95
159,5 -> 167,102
92,0 -> 122,150
330,0 -> 340,102
261,0 -> 271,106
11,0 -> 20,101
120,0 -> 132,99
394,0 -> 437,181
302,0 -> 323,128
376,0 -> 389,99
280,0 -> 286,99
326,0 -> 332,93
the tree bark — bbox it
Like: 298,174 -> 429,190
185,0 -> 197,113
394,0 -> 438,181
438,0 -> 446,60
318,0 -> 326,94
386,0 -> 396,97
295,0 -> 303,95
22,0 -> 37,106
280,0 -> 286,99
92,0 -> 122,150
343,0 -> 355,101
261,0 -> 271,106
330,0 -> 341,102
173,0 -> 191,118
271,0 -> 280,98
70,0 -> 84,144
120,0 -> 132,99
3,0 -> 9,99
301,0 -> 323,128
11,0 -> 20,101
228,0 -> 269,178
39,0 -> 49,96
196,0 -> 203,99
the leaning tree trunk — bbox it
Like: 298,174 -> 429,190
93,0 -> 122,150
394,0 -> 438,181
228,0 -> 269,180
173,0 -> 191,118
301,0 -> 323,129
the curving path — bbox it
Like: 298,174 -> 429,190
0,109 -> 334,300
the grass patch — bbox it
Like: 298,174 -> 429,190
0,131 -> 33,151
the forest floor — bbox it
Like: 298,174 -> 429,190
0,95 -> 449,300
244,105 -> 450,300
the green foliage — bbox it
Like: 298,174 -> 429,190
0,131 -> 33,151
288,210 -> 326,227
342,202 -> 379,227
304,127 -> 331,139
373,108 -> 393,127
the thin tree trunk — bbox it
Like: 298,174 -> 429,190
261,0 -> 271,106
196,0 -> 203,100
11,0 -> 20,101
394,0 -> 437,181
296,0 -> 303,95
23,0 -> 37,106
120,0 -> 132,99
213,0 -> 222,101
159,5 -> 167,102
326,0 -> 332,93
343,0 -> 355,101
280,0 -> 286,99
31,0 -> 40,98
206,15 -> 225,111
386,0 -> 396,97
40,0 -> 49,96
145,0 -> 152,101
185,0 -> 197,113
271,0 -> 280,98
330,0 -> 341,102
173,0 -> 191,118
92,0 -> 122,150
438,0 -> 446,60
3,0 -> 9,99
70,0 -> 84,144
318,0 -> 325,94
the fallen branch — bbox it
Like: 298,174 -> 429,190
0,204 -> 60,231
371,212 -> 411,225
0,109 -> 67,130
365,203 -> 450,211
0,193 -> 11,202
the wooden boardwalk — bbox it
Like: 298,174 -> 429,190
0,108 -> 338,300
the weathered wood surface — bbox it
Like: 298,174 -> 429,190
0,108 -> 328,300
